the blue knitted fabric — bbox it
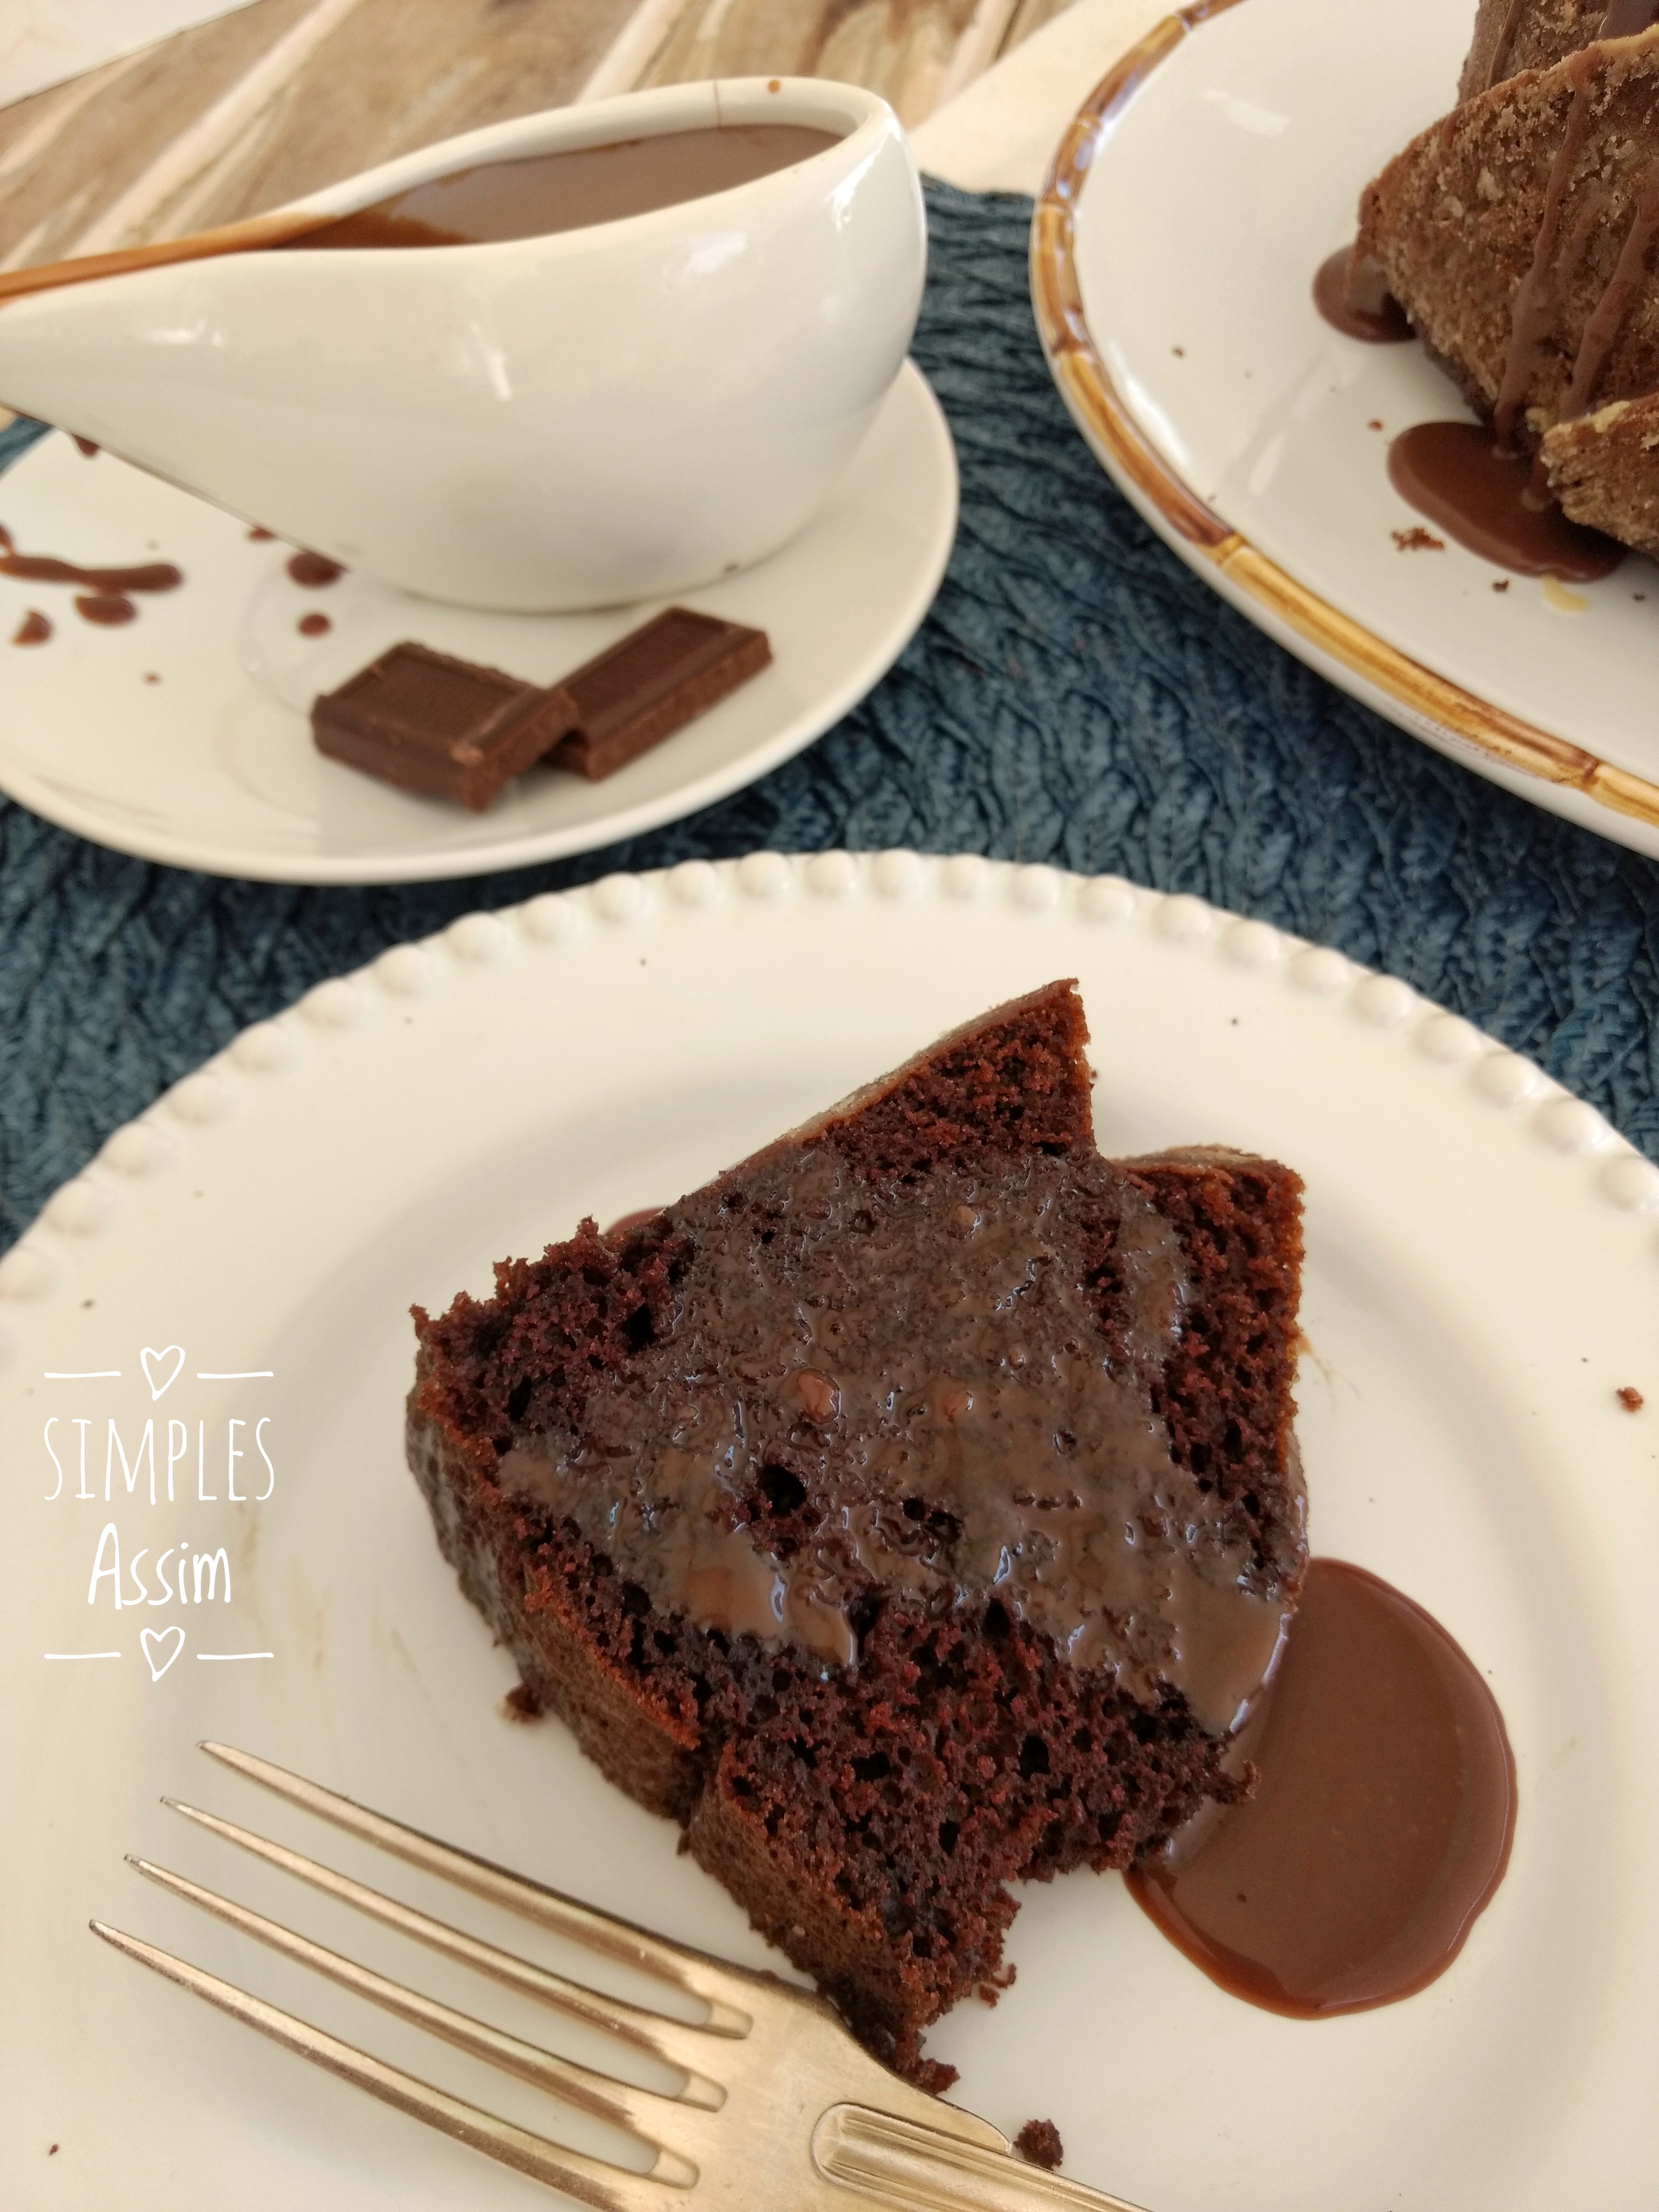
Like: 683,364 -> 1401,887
4,181 -> 1658,1249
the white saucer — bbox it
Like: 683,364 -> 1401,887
1031,0 -> 1659,859
0,362 -> 956,883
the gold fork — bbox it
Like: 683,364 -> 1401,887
93,1743 -> 1149,2212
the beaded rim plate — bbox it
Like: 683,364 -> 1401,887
1030,0 -> 1659,861
0,364 -> 955,884
1,853 -> 1655,2211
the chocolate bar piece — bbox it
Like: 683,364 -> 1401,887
312,641 -> 577,810
556,607 -> 771,780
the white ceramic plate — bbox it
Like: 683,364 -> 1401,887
1031,0 -> 1659,859
0,364 -> 955,883
2,853 -> 1656,2212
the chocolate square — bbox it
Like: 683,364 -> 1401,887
312,641 -> 577,810
555,608 -> 771,780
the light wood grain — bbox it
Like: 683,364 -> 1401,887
637,0 -> 990,129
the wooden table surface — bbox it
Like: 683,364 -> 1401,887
0,0 -> 1079,269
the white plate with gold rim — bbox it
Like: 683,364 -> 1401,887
1031,0 -> 1659,859
0,364 -> 954,884
0,852 -> 1656,2211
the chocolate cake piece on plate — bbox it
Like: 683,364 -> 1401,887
1358,31 -> 1659,453
408,980 -> 1306,2085
1541,388 -> 1659,546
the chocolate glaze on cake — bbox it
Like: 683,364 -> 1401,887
1459,0 -> 1659,103
409,981 -> 1306,2082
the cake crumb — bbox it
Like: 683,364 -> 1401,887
1616,1385 -> 1644,1411
1492,579 -> 1510,592
1392,525 -> 1444,551
1368,418 -> 1383,430
1014,2120 -> 1063,2170
1172,345 -> 1185,357
503,1680 -> 544,1721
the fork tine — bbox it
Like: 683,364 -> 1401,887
90,1920 -> 692,2210
130,1856 -> 715,2138
200,1743 -> 755,2027
164,1797 -> 728,2096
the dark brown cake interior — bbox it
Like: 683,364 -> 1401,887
409,981 -> 1305,2083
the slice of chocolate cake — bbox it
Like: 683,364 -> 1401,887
1541,387 -> 1659,545
408,981 -> 1305,2084
1359,30 -> 1659,453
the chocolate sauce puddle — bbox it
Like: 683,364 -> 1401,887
1312,248 -> 1411,342
1128,1558 -> 1516,2016
1387,421 -> 1623,577
287,124 -> 842,251
12,609 -> 50,645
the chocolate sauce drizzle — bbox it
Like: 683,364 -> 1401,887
1493,53 -> 1600,451
1601,0 -> 1659,31
1560,156 -> 1659,417
1482,0 -> 1534,89
499,1144 -> 1298,1733
0,522 -> 182,626
1486,0 -> 1659,95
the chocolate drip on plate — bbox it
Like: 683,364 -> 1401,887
288,551 -> 343,587
1388,420 -> 1623,575
0,523 -> 181,598
1312,248 -> 1412,342
74,592 -> 136,625
1129,1558 -> 1516,2016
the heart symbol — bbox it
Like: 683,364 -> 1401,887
140,1346 -> 185,1400
141,1625 -> 184,1681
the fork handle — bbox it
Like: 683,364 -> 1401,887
814,2104 -> 1149,2212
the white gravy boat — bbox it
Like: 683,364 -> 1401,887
0,78 -> 926,611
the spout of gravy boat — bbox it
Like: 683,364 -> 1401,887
0,79 -> 926,612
